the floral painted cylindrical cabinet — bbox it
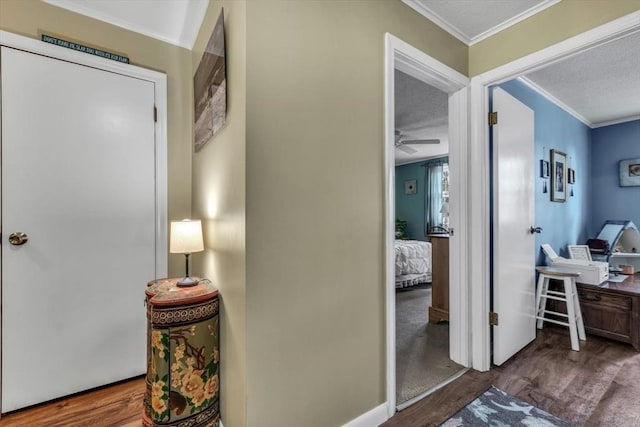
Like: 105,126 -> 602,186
143,278 -> 220,427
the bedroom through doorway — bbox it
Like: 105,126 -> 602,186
393,68 -> 464,409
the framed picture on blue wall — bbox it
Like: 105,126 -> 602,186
540,159 -> 549,178
404,179 -> 417,194
551,149 -> 567,202
619,158 -> 640,187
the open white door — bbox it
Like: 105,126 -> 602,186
491,87 -> 536,366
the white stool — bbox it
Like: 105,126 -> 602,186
535,266 -> 586,351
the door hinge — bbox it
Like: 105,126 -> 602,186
153,105 -> 158,122
489,311 -> 499,326
488,112 -> 498,126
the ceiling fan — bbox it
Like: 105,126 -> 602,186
394,130 -> 440,154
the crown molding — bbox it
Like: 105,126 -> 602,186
469,0 -> 561,45
518,76 -> 593,128
518,77 -> 640,130
402,0 -> 561,46
592,115 -> 640,128
402,0 -> 470,44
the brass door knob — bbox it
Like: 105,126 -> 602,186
8,232 -> 28,246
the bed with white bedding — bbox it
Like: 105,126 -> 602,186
395,239 -> 432,288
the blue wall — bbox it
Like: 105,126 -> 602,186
395,161 -> 426,240
498,79 -> 592,263
590,120 -> 640,234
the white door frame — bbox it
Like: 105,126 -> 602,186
0,30 -> 168,409
384,33 -> 469,416
468,11 -> 640,371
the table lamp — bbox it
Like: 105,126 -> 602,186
170,219 -> 204,286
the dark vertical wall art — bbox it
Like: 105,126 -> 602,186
194,9 -> 226,152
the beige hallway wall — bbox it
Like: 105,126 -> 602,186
191,2 -> 247,427
244,1 -> 466,426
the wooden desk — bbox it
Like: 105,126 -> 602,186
428,234 -> 449,323
548,273 -> 640,351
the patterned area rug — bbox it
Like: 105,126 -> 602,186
441,386 -> 569,426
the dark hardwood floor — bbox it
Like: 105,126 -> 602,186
1,328 -> 638,426
383,327 -> 640,427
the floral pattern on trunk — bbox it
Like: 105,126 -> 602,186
150,330 -> 170,421
149,314 -> 219,423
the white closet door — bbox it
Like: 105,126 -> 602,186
1,46 -> 156,412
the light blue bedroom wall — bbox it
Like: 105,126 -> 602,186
498,79 -> 591,264
590,120 -> 640,234
395,161 -> 426,241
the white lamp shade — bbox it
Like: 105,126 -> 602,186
170,219 -> 204,254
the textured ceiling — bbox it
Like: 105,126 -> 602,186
523,31 -> 640,127
395,30 -> 640,165
403,0 -> 558,45
394,70 -> 448,165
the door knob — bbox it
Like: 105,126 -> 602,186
8,232 -> 28,246
529,226 -> 542,234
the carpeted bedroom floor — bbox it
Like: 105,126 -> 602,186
396,284 -> 465,406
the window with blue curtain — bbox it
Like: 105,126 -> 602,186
423,157 -> 449,235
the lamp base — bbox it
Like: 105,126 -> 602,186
177,276 -> 199,287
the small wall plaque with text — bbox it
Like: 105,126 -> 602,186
41,35 -> 129,64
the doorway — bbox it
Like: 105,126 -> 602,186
468,13 -> 640,371
384,34 -> 470,414
393,71 -> 464,407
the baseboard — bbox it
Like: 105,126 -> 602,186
396,368 -> 469,411
342,403 -> 389,427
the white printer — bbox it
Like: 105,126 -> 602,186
541,244 -> 609,286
